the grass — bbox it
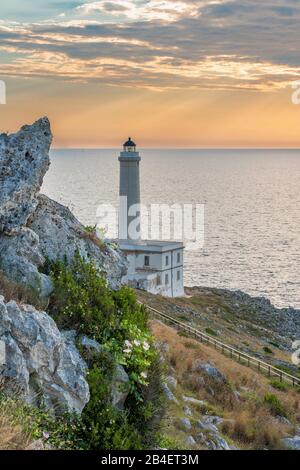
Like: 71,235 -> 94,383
78,226 -> 107,252
0,400 -> 32,450
264,393 -> 288,418
270,379 -> 288,392
0,272 -> 44,309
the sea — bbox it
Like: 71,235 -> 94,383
42,149 -> 300,309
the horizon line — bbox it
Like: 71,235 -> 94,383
51,147 -> 300,151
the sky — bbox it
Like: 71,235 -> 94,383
0,0 -> 300,148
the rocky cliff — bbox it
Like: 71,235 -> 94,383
0,118 -> 129,415
0,296 -> 90,413
0,117 -> 127,297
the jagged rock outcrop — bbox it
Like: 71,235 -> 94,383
0,296 -> 89,414
0,228 -> 53,297
0,118 -> 127,295
0,117 -> 51,234
28,194 -> 126,290
193,361 -> 227,384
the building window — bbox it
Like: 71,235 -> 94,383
144,255 -> 150,267
177,252 -> 180,263
165,273 -> 169,285
157,275 -> 161,286
165,255 -> 169,266
177,270 -> 180,281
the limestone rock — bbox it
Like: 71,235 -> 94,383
183,405 -> 193,417
180,417 -> 192,430
186,436 -> 196,447
202,415 -> 223,426
64,331 -> 130,410
182,396 -> 206,407
0,117 -> 51,234
197,420 -> 219,434
208,435 -> 231,451
0,227 -> 52,298
0,297 -> 89,414
281,437 -> 300,450
25,440 -> 44,451
111,364 -> 129,410
162,383 -> 179,404
0,118 -> 126,295
165,375 -> 177,389
193,361 -> 227,384
79,335 -> 103,357
28,194 -> 127,290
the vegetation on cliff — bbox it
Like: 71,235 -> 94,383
0,253 -> 164,450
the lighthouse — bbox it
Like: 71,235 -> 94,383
118,137 -> 141,241
117,138 -> 185,297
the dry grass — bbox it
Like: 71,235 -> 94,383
0,272 -> 43,309
76,227 -> 107,252
0,398 -> 32,450
151,320 -> 300,449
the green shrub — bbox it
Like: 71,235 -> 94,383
44,252 -> 164,449
78,364 -> 143,450
264,393 -> 288,418
263,346 -> 274,355
269,379 -> 288,392
47,252 -> 116,337
205,327 -> 218,336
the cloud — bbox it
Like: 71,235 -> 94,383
0,0 -> 299,90
76,0 -> 202,22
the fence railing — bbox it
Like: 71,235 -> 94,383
140,302 -> 300,388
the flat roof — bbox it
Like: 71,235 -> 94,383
118,239 -> 184,253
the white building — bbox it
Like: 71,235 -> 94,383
118,138 -> 184,297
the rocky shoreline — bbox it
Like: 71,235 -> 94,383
185,286 -> 300,341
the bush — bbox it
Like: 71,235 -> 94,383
44,252 -> 164,449
263,346 -> 274,355
264,393 -> 288,418
47,252 -> 116,336
205,327 -> 218,336
270,379 -> 288,392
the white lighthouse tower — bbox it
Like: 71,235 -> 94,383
118,138 -> 185,297
118,138 -> 141,241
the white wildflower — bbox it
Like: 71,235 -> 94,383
123,348 -> 132,354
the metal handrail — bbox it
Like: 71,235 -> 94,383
140,301 -> 300,388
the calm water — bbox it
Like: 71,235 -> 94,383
42,149 -> 300,308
